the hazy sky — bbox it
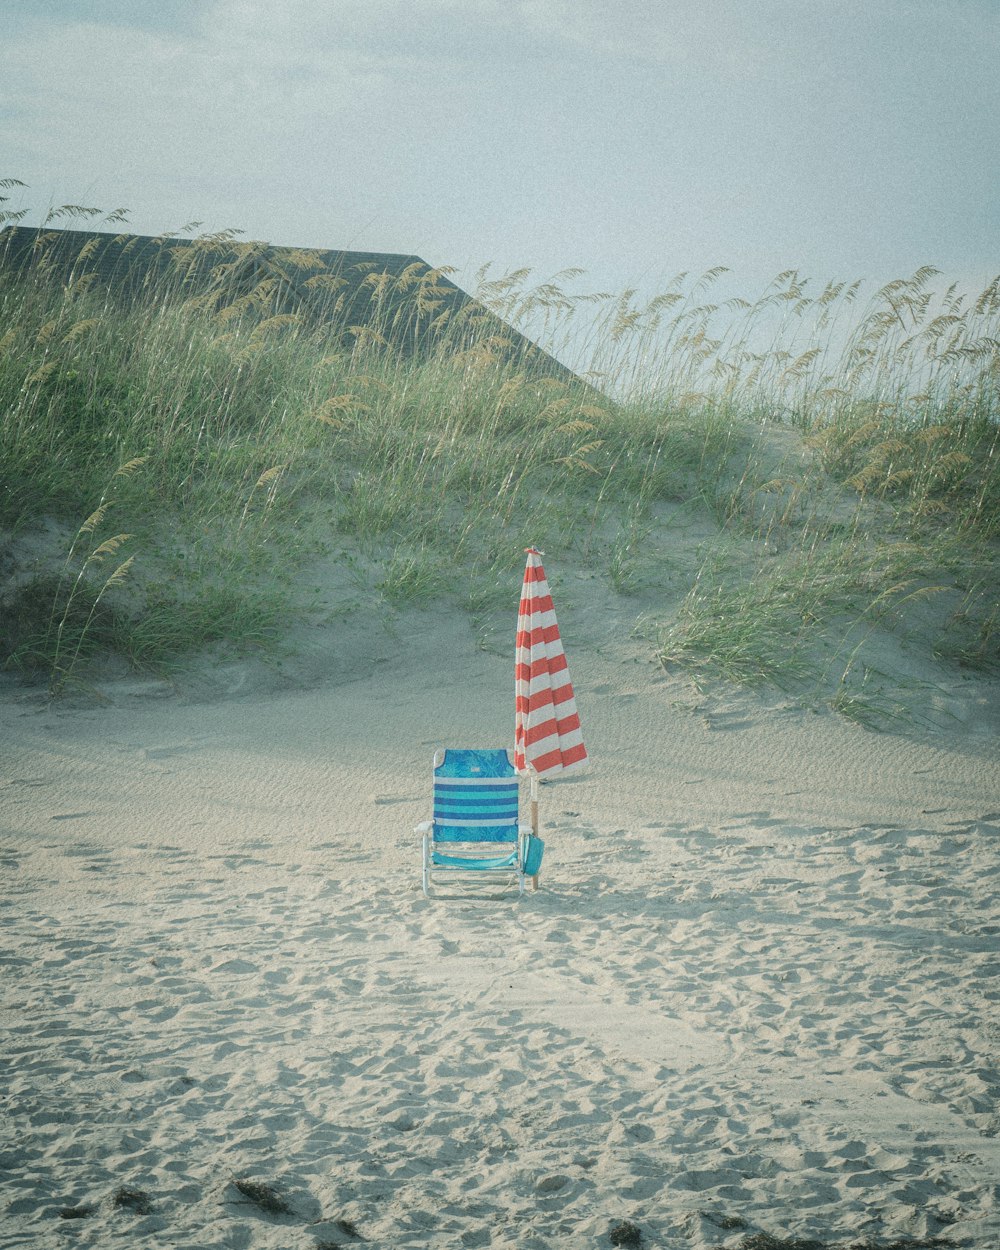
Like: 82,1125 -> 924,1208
2,0 -> 998,303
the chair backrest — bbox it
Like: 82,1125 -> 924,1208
432,749 -> 519,844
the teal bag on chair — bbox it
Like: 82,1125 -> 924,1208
523,834 -> 544,876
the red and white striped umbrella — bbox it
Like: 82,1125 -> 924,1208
514,548 -> 588,779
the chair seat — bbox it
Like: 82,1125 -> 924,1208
431,850 -> 519,870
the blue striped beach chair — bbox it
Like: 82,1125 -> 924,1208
417,748 -> 532,896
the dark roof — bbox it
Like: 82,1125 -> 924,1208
0,226 -> 579,382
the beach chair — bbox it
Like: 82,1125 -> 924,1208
417,748 -> 532,896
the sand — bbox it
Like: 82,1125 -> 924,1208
2,574 -> 999,1249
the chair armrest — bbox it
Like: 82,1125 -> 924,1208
415,821 -> 432,834
518,825 -> 534,837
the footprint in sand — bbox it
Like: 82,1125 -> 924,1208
209,958 -> 258,975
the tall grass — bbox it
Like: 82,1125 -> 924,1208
1,194 -> 997,719
479,259 -> 999,721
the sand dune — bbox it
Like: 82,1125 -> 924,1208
2,591 -> 999,1248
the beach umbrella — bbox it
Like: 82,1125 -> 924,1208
514,548 -> 587,881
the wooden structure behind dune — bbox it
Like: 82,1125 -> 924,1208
0,225 -> 580,382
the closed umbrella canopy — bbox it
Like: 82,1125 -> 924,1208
514,548 -> 588,778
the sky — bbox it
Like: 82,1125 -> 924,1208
1,0 -> 998,318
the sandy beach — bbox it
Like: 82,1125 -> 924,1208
2,576 -> 999,1249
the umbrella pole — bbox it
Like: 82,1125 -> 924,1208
529,772 -> 540,891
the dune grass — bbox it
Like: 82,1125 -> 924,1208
1,195 -> 997,718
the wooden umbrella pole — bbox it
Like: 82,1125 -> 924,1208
529,772 -> 540,891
